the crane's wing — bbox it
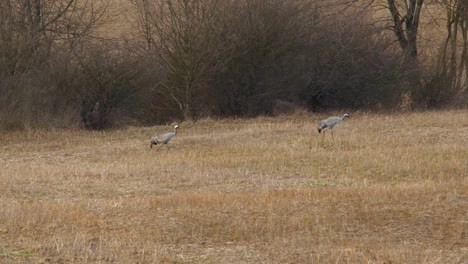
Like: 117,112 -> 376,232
318,120 -> 328,129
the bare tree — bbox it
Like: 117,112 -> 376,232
131,0 -> 224,121
422,0 -> 468,106
439,0 -> 467,92
387,0 -> 425,59
0,0 -> 111,129
0,0 -> 109,74
328,0 -> 424,60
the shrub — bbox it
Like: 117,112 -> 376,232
300,14 -> 411,111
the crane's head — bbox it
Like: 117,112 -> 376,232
150,137 -> 158,148
174,125 -> 179,129
343,114 -> 350,119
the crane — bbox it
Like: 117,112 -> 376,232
150,125 -> 179,150
317,114 -> 349,141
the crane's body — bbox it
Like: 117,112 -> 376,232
317,114 -> 349,141
150,125 -> 179,149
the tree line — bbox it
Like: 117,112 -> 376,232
0,0 -> 466,129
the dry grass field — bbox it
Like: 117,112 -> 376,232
0,110 -> 467,263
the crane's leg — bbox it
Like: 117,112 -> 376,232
331,129 -> 335,142
321,130 -> 326,142
155,145 -> 162,152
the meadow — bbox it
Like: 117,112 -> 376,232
0,110 -> 467,263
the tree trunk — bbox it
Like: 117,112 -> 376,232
387,0 -> 424,60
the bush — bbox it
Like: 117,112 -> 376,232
73,42 -> 151,129
208,0 -> 319,117
2,0 -> 464,129
299,15 -> 412,111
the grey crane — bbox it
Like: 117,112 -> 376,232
150,125 -> 179,149
317,114 -> 349,141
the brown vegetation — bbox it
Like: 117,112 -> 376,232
0,0 -> 467,129
0,110 -> 467,262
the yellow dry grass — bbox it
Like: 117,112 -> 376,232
0,110 -> 467,263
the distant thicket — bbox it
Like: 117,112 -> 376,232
0,0 -> 466,129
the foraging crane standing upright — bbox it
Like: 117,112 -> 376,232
317,114 -> 349,141
150,125 -> 179,150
